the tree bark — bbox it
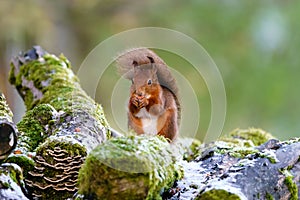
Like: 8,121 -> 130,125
164,129 -> 300,200
0,93 -> 27,199
0,92 -> 17,161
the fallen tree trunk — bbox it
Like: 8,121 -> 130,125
77,135 -> 183,200
7,46 -> 110,199
0,93 -> 17,160
2,46 -> 299,200
165,129 -> 300,200
0,93 -> 28,200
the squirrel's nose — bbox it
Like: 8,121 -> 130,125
137,92 -> 143,97
136,90 -> 144,97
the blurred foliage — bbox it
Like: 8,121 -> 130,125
0,0 -> 300,140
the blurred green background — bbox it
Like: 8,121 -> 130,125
0,0 -> 299,140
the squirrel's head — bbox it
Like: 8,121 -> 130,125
131,57 -> 160,98
116,48 -> 166,80
116,48 -> 177,98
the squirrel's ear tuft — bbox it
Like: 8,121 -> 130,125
147,56 -> 155,63
132,60 -> 138,67
116,47 -> 166,80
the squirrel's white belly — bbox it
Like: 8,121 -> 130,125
135,108 -> 158,135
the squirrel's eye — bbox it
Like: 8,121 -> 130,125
147,79 -> 152,85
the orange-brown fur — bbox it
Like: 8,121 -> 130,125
117,48 -> 180,141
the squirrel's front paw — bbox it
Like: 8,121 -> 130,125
130,95 -> 148,108
138,97 -> 149,108
130,95 -> 140,108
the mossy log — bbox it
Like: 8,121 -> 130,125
165,128 -> 300,200
77,135 -> 183,200
8,46 -> 110,199
4,46 -> 300,200
0,93 -> 17,161
0,93 -> 26,199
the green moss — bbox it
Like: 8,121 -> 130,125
258,151 -> 278,164
265,192 -> 274,200
5,104 -> 57,179
0,163 -> 26,191
216,145 -> 278,163
284,176 -> 298,200
190,139 -> 202,153
214,140 -> 257,158
10,54 -> 111,138
78,135 -> 183,200
8,164 -> 23,184
5,155 -> 35,178
9,47 -> 110,198
196,189 -> 241,200
227,147 -> 259,158
180,138 -> 202,161
221,128 -> 275,147
17,104 -> 57,152
280,168 -> 298,200
0,92 -> 13,122
1,181 -> 11,189
0,93 -> 17,161
9,52 -> 110,135
9,168 -> 17,183
216,128 -> 278,161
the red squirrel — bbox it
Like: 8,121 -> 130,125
116,48 -> 180,141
